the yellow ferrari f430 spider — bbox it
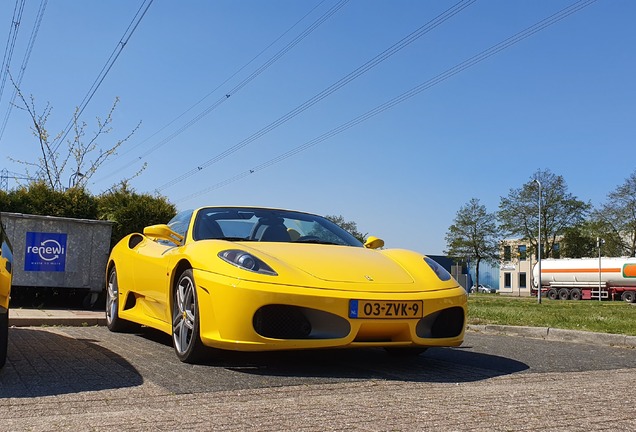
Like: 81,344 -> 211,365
106,207 -> 467,362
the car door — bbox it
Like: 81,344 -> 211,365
130,237 -> 175,324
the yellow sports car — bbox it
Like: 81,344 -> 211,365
106,206 -> 467,363
1,213 -> 13,369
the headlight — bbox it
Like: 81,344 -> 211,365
423,257 -> 452,281
218,250 -> 277,276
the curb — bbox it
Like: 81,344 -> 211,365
9,309 -> 107,327
468,324 -> 636,349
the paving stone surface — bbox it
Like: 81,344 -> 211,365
1,327 -> 635,431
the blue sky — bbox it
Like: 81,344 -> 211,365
1,0 -> 634,255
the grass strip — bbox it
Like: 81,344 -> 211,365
468,294 -> 636,336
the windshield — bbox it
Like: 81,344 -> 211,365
191,207 -> 363,247
167,209 -> 194,241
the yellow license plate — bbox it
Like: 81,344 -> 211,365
349,300 -> 423,319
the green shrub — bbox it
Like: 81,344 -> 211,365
0,181 -> 97,218
97,183 -> 176,247
0,181 -> 176,248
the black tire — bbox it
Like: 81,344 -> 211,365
621,290 -> 636,303
105,267 -> 135,332
547,288 -> 558,300
558,288 -> 570,300
0,309 -> 7,369
172,269 -> 206,363
384,347 -> 428,357
570,288 -> 582,301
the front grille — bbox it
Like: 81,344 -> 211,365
416,306 -> 465,338
253,305 -> 311,339
253,305 -> 350,340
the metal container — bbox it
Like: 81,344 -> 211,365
0,212 -> 113,297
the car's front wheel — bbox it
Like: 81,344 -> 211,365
172,269 -> 206,363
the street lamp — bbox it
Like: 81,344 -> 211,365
68,171 -> 84,189
534,179 -> 542,304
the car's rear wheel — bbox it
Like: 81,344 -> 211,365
172,269 -> 206,363
547,288 -> 558,300
106,267 -> 135,332
0,309 -> 8,369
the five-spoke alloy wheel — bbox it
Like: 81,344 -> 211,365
172,269 -> 206,363
106,267 -> 134,332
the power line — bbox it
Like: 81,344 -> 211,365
0,0 -> 26,107
108,0 -> 328,162
175,0 -> 599,204
139,0 -> 347,159
95,0 -> 346,184
0,0 -> 47,143
50,0 -> 154,155
157,0 -> 477,193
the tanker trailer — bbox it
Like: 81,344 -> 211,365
532,257 -> 636,302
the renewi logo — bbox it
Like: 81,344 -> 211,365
24,232 -> 68,272
27,239 -> 66,261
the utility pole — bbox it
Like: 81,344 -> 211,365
534,179 -> 542,304
0,169 -> 7,191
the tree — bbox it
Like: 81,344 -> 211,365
561,221 -> 624,258
444,198 -> 501,289
97,182 -> 177,247
498,169 -> 590,259
560,225 -> 597,258
593,171 -> 636,257
10,81 -> 142,191
325,215 -> 367,243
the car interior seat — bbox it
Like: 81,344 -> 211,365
259,224 -> 291,242
194,217 -> 224,240
251,218 -> 291,242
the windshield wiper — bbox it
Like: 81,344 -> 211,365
295,238 -> 340,245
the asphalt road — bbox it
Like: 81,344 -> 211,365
1,326 -> 635,431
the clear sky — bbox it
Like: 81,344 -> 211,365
1,0 -> 634,255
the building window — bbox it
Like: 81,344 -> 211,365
518,245 -> 527,261
519,272 -> 527,289
504,272 -> 511,288
504,245 -> 511,261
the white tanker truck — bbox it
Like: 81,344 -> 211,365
532,257 -> 636,302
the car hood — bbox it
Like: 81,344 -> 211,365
241,243 -> 414,285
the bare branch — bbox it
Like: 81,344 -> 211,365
10,76 -> 141,191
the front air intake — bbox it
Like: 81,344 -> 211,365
253,305 -> 350,340
253,305 -> 311,339
416,307 -> 465,339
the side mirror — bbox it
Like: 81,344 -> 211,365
364,236 -> 384,250
143,224 -> 184,245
